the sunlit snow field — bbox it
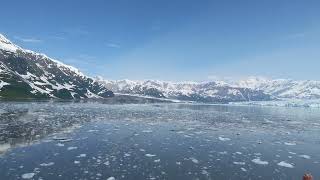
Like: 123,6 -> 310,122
0,102 -> 320,180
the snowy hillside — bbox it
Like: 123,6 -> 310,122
0,34 -> 114,99
96,77 -> 271,103
235,77 -> 320,99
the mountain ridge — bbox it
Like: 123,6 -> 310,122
0,33 -> 114,99
97,78 -> 271,103
234,77 -> 320,99
97,76 -> 320,103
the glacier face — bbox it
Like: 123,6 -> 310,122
0,34 -> 114,99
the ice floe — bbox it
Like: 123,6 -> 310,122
190,157 -> 199,164
233,162 -> 245,165
284,142 -> 296,146
142,130 -> 153,133
218,137 -> 231,141
241,167 -> 247,172
67,146 -> 78,150
145,154 -> 156,157
0,143 -> 10,154
252,158 -> 268,165
77,154 -> 86,158
21,173 -> 35,179
39,162 -> 54,167
299,155 -> 311,159
277,161 -> 294,168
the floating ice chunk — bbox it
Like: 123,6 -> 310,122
107,177 -> 115,180
67,147 -> 78,150
154,159 -> 161,163
288,152 -> 296,155
142,130 -> 153,133
218,137 -> 231,141
104,161 -> 110,166
299,155 -> 311,159
252,158 -> 268,165
74,161 -> 80,164
145,154 -> 156,157
176,162 -> 181,165
21,173 -> 35,179
277,161 -> 294,168
77,154 -> 86,158
0,143 -> 10,154
201,170 -> 209,175
233,162 -> 245,165
87,130 -> 99,132
284,142 -> 296,146
241,167 -> 247,172
56,143 -> 64,147
235,152 -> 242,155
40,162 -> 54,167
219,151 -> 228,155
190,157 -> 199,164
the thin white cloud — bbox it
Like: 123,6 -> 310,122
285,32 -> 306,40
106,43 -> 121,48
49,35 -> 66,40
63,27 -> 90,36
14,36 -> 43,43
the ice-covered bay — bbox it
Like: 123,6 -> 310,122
0,102 -> 319,179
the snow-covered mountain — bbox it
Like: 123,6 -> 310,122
0,34 -> 114,99
96,77 -> 271,103
2,33 -> 316,102
97,76 -> 320,103
235,77 -> 320,99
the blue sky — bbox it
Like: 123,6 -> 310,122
1,0 -> 320,81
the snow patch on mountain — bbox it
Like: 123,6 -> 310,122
0,81 -> 9,89
0,34 -> 21,52
235,77 -> 320,99
0,33 -> 113,99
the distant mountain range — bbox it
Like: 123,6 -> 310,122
97,78 -> 271,103
97,77 -> 320,102
1,33 -> 319,102
0,34 -> 113,99
235,77 -> 320,100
